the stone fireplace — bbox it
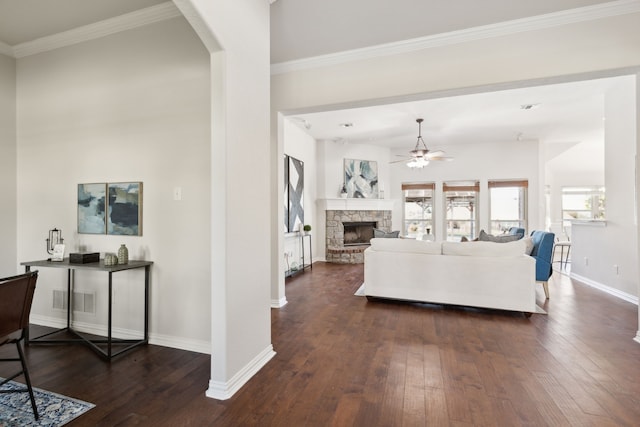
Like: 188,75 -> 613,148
326,209 -> 392,264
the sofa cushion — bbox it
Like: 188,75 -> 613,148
373,228 -> 400,238
522,237 -> 535,255
478,229 -> 521,243
370,238 -> 442,254
442,240 -> 526,257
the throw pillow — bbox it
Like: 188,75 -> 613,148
373,228 -> 400,238
478,229 -> 521,243
522,237 -> 535,255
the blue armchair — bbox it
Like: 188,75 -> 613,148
530,230 -> 555,299
508,227 -> 525,239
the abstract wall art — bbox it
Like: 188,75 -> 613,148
285,155 -> 304,233
77,183 -> 107,234
107,182 -> 143,236
77,181 -> 142,236
344,159 -> 378,198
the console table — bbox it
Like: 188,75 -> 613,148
21,258 -> 153,361
285,233 -> 312,278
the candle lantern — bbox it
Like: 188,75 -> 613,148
46,228 -> 64,254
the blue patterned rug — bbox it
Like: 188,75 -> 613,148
0,379 -> 95,426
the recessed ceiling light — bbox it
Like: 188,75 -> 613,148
339,123 -> 354,128
520,104 -> 540,110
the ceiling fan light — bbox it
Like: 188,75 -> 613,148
407,158 -> 429,168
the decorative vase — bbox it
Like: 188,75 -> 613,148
117,244 -> 129,265
105,253 -> 118,266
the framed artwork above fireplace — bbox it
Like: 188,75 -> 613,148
344,158 -> 378,198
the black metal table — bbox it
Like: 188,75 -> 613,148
21,258 -> 153,361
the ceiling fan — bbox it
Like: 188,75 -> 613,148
392,118 -> 453,168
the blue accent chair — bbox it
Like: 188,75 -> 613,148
508,227 -> 525,239
530,230 -> 555,299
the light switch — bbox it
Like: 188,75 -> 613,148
173,187 -> 182,201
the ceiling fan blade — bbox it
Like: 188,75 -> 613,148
389,158 -> 411,164
425,150 -> 445,158
429,156 -> 454,161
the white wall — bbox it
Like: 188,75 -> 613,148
389,140 -> 540,241
178,0 -> 273,399
283,119 -> 317,284
545,140 -> 605,233
0,54 -> 16,277
571,77 -> 638,298
16,18 -> 212,351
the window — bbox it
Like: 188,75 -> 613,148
444,181 -> 479,241
489,180 -> 528,235
402,183 -> 434,238
562,186 -> 605,226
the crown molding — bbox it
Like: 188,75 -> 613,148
271,0 -> 640,75
12,1 -> 182,58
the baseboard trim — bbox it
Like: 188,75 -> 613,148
206,345 -> 276,400
148,332 -> 210,354
271,297 -> 288,308
570,273 -> 639,305
29,314 -> 211,354
634,331 -> 640,345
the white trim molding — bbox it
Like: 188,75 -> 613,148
29,314 -> 211,354
317,198 -> 396,211
172,0 -> 222,53
271,0 -> 640,75
635,331 -> 640,344
271,297 -> 288,308
206,345 -> 276,400
12,2 -> 182,58
570,273 -> 639,305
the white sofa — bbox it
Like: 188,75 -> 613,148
364,238 -> 537,314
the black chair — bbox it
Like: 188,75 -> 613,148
0,271 -> 39,420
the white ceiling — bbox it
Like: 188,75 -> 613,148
290,76 -> 632,153
0,0 -> 167,47
270,0 -> 633,156
270,0 -> 612,64
0,0 -> 632,155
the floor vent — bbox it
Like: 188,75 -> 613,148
52,290 -> 96,314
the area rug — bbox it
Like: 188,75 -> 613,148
354,283 -> 547,314
0,379 -> 95,427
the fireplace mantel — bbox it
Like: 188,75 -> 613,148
317,198 -> 395,211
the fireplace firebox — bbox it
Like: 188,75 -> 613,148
343,221 -> 376,246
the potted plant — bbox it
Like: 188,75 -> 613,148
303,224 -> 312,235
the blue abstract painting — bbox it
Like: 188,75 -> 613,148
344,159 -> 378,198
78,183 -> 106,234
107,182 -> 142,236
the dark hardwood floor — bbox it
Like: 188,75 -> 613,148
2,262 -> 640,426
